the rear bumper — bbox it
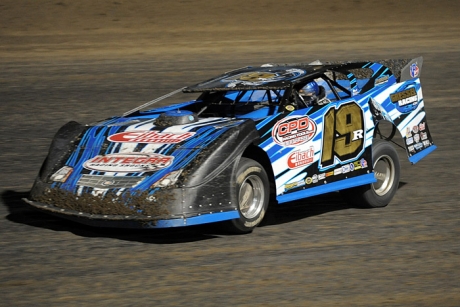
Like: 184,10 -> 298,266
23,198 -> 239,229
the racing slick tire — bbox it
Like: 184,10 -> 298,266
341,139 -> 400,208
223,157 -> 269,234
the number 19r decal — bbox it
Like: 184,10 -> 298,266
321,101 -> 365,168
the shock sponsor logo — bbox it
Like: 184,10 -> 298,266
272,115 -> 316,147
108,130 -> 195,144
83,153 -> 174,172
287,147 -> 314,169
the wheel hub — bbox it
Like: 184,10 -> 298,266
239,175 -> 265,219
372,155 -> 395,196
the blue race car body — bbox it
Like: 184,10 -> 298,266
25,57 -> 436,232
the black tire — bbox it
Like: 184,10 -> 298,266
223,157 -> 269,234
341,139 -> 400,208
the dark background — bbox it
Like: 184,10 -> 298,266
1,1 -> 459,306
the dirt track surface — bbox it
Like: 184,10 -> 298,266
1,1 -> 460,306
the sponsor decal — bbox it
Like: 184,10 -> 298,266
406,137 -> 414,145
352,87 -> 361,96
414,133 -> 420,143
312,174 -> 318,183
305,177 -> 313,184
272,115 -> 317,147
342,164 -> 351,174
108,130 -> 195,144
420,132 -> 428,140
349,162 -> 355,172
390,88 -> 417,104
83,153 -> 174,172
408,145 -> 415,153
405,127 -> 412,138
326,171 -> 334,177
223,68 -> 306,87
414,143 -> 423,150
419,122 -> 426,131
360,158 -> 368,168
318,173 -> 326,181
50,166 -> 73,183
390,88 -> 418,113
375,75 -> 389,85
284,180 -> 305,191
413,125 -> 419,134
287,147 -> 314,169
423,140 -> 431,147
410,63 -> 420,78
353,161 -> 362,170
334,168 -> 342,176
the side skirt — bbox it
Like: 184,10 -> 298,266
277,173 -> 377,204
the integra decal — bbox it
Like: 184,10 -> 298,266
272,115 -> 316,147
108,130 -> 195,144
83,153 -> 174,172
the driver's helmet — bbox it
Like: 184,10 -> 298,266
301,81 -> 319,97
299,81 -> 320,106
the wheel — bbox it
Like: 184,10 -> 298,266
341,139 -> 400,208
223,157 -> 269,234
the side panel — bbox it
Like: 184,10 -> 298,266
370,77 -> 436,163
256,95 -> 377,201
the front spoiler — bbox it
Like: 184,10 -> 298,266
23,198 -> 239,229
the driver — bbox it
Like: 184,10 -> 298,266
299,81 -> 328,106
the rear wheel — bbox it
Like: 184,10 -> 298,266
341,139 -> 400,208
223,157 -> 269,234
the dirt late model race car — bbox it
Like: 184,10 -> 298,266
25,57 -> 436,233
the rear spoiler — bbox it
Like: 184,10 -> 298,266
309,57 -> 423,82
399,56 -> 423,81
377,56 -> 423,82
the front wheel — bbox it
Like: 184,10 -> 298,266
341,139 -> 400,208
223,157 -> 269,234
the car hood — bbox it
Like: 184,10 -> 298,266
42,114 -> 255,194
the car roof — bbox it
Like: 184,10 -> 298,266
183,62 -> 368,92
182,59 -> 415,93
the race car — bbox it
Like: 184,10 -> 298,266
24,57 -> 436,233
